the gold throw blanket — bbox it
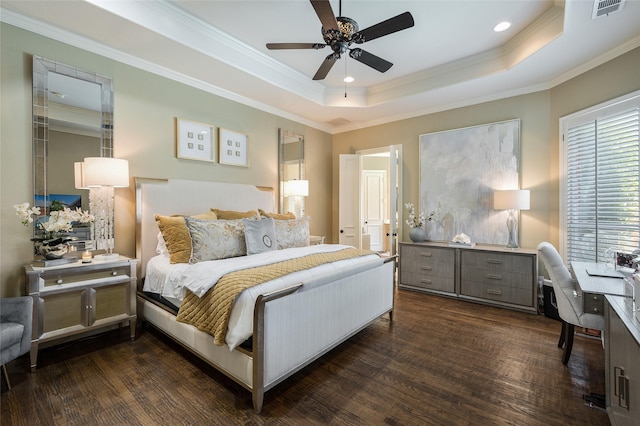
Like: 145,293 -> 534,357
176,248 -> 376,345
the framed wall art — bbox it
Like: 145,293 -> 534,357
419,119 -> 521,245
219,128 -> 249,167
176,118 -> 216,162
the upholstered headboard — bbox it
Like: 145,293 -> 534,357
135,178 -> 275,280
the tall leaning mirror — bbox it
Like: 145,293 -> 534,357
278,129 -> 305,215
32,56 -> 113,239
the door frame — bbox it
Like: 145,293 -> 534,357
355,145 -> 403,256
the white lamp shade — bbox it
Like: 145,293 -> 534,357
81,157 -> 129,187
284,179 -> 309,197
493,189 -> 530,210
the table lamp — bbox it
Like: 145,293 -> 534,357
284,179 -> 309,218
493,189 -> 530,248
75,157 -> 129,260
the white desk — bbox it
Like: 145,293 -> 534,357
570,261 -> 630,315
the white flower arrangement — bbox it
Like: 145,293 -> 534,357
14,202 -> 94,235
405,202 -> 437,228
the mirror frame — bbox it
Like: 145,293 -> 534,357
278,129 -> 305,213
32,56 -> 113,235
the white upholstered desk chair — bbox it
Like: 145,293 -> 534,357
537,242 -> 605,365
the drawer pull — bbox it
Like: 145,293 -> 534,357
592,295 -> 599,301
420,266 -> 433,271
615,367 -> 630,410
56,279 -> 63,284
487,274 -> 502,280
593,307 -> 599,313
112,271 -> 118,276
487,259 -> 503,264
420,279 -> 432,285
486,289 -> 503,295
419,252 -> 433,257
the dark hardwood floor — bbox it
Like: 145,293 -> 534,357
1,288 -> 609,425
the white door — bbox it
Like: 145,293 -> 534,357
389,145 -> 402,257
363,170 -> 386,251
339,154 -> 362,248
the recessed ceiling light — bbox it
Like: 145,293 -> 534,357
344,76 -> 354,83
494,21 -> 511,32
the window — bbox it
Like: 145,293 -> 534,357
560,91 -> 640,262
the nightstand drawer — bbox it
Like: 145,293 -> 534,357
40,265 -> 131,289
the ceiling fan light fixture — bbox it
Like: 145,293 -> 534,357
337,16 -> 358,38
494,21 -> 511,32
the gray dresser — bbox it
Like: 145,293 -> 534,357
399,242 -> 537,313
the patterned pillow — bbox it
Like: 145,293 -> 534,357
243,217 -> 277,255
185,218 -> 246,262
274,217 -> 310,249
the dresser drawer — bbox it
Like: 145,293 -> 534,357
461,279 -> 533,306
401,272 -> 455,292
399,244 -> 456,293
400,245 -> 454,277
461,251 -> 533,289
461,266 -> 532,290
461,251 -> 533,273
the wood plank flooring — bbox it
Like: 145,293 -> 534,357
1,288 -> 610,425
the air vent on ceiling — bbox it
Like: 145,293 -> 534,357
592,0 -> 626,19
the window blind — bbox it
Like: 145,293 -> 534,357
565,105 -> 640,262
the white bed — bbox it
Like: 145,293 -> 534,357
135,178 -> 395,413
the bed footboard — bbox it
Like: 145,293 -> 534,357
251,259 -> 395,413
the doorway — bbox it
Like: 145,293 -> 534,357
338,145 -> 402,256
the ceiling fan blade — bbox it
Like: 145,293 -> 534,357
349,49 -> 393,73
311,0 -> 338,32
313,54 -> 339,80
355,11 -> 414,43
266,43 -> 326,50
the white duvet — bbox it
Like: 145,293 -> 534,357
143,244 -> 382,350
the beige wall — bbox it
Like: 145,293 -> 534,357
0,24 -> 332,296
332,47 -> 640,249
2,21 -> 638,297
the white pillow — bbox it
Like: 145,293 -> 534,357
156,232 -> 170,256
274,217 -> 310,249
243,217 -> 277,255
185,218 -> 246,262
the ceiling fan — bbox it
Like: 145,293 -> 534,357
266,0 -> 414,80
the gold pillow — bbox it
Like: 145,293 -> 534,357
259,209 -> 296,220
211,208 -> 259,220
154,211 -> 218,263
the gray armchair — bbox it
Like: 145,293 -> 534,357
537,242 -> 604,364
1,296 -> 33,390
